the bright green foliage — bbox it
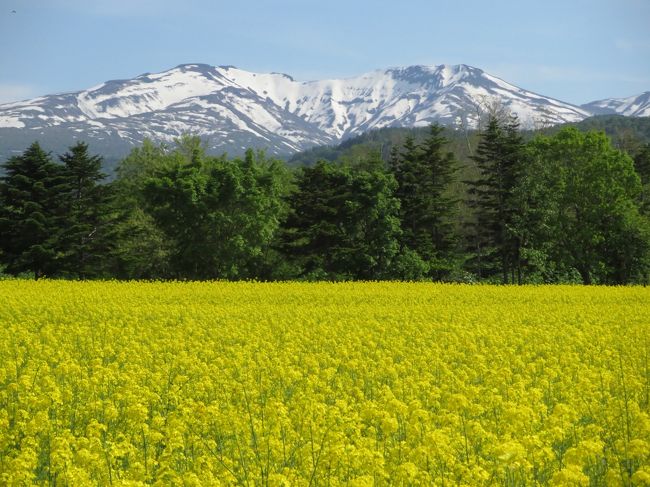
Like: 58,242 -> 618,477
143,147 -> 289,279
3,125 -> 650,284
113,139 -> 177,197
281,160 -> 402,280
0,142 -> 63,279
110,139 -> 176,279
525,128 -> 649,284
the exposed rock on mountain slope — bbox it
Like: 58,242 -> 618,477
0,63 -> 643,160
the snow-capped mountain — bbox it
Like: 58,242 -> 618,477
0,63 -> 642,161
581,92 -> 650,117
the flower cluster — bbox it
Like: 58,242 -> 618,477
0,281 -> 649,485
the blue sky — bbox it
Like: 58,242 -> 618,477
1,0 -> 649,105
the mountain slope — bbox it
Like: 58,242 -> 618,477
289,115 -> 650,168
0,63 -> 643,163
582,92 -> 650,117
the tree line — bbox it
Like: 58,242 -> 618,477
1,115 -> 649,284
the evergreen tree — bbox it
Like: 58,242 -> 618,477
466,115 -> 524,283
391,135 -> 422,250
501,116 -> 526,283
390,125 -> 458,279
281,161 -> 351,279
635,143 -> 650,184
415,124 -> 459,276
634,143 -> 650,215
281,159 -> 402,280
58,142 -> 115,278
0,142 -> 62,279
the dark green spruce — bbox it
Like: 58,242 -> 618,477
57,142 -> 116,278
280,156 -> 402,280
0,142 -> 63,279
465,115 -> 525,283
390,124 -> 459,279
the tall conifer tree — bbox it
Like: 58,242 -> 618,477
390,124 -> 458,279
0,142 -> 62,279
58,142 -> 115,278
281,160 -> 402,280
466,115 -> 524,283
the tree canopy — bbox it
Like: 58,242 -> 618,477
2,122 -> 649,284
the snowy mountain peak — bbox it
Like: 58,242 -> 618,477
582,91 -> 650,117
388,63 -> 481,82
0,63 -> 646,160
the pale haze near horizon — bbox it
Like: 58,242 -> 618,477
0,0 -> 648,105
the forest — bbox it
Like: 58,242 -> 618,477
1,114 -> 649,284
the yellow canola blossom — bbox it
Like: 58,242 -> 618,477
0,281 -> 649,486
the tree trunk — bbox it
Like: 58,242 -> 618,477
578,267 -> 592,285
516,240 -> 522,285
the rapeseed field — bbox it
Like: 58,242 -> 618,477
0,281 -> 649,486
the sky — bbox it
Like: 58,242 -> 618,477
0,0 -> 649,105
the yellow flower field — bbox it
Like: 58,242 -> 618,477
0,281 -> 649,486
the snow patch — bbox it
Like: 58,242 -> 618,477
2,61 -> 641,155
0,116 -> 24,128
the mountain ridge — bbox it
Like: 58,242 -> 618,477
581,91 -> 650,117
0,63 -> 648,161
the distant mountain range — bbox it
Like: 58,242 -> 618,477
582,92 -> 650,117
0,63 -> 648,162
